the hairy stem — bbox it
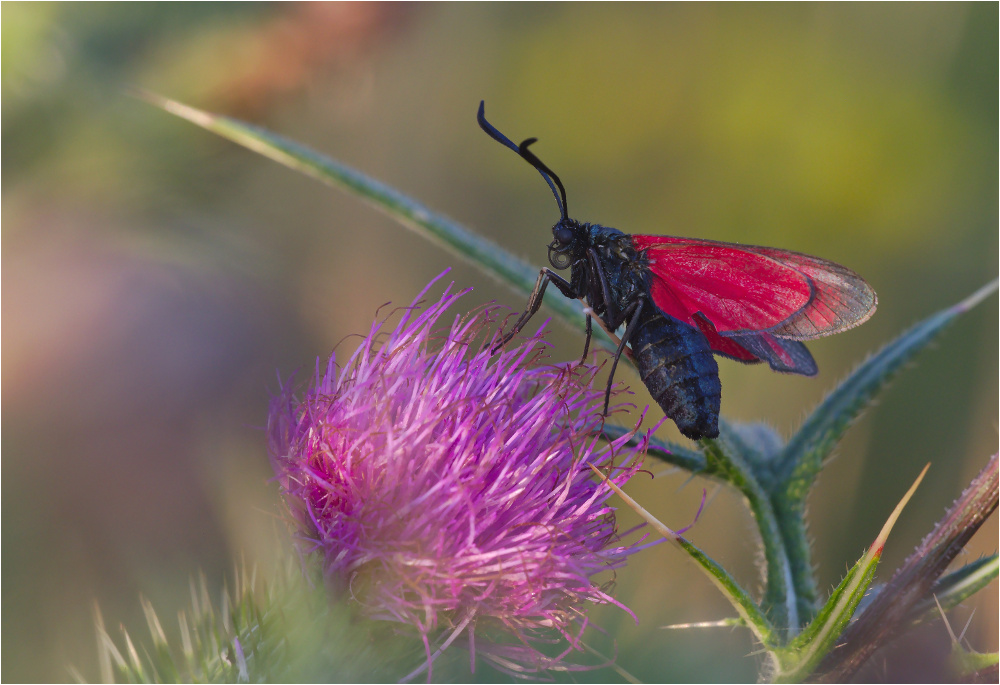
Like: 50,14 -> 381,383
813,453 -> 998,682
701,439 -> 798,635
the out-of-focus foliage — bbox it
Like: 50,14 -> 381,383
3,4 -> 996,682
91,563 -> 422,683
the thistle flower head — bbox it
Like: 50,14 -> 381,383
267,274 -> 651,676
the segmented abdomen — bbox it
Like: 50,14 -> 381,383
630,308 -> 721,440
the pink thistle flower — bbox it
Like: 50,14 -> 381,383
267,273 -> 652,678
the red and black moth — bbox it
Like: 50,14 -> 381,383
479,102 -> 877,440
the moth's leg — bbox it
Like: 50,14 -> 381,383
602,296 -> 645,415
579,313 -> 593,364
575,250 -> 606,363
495,268 -> 577,350
586,248 -> 620,326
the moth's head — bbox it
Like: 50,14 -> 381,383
548,218 -> 582,270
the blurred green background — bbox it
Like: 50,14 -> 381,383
3,3 -> 997,682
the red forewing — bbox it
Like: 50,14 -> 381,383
631,235 -> 877,342
740,245 -> 877,340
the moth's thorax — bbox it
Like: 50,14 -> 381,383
560,221 -> 649,320
584,222 -> 626,246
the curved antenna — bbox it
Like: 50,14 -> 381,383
517,138 -> 568,220
477,101 -> 567,219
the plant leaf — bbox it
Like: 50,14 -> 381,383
933,594 -> 1000,680
660,618 -> 747,630
766,282 -> 997,630
722,421 -> 785,471
774,281 -> 997,503
713,418 -> 769,473
772,464 -> 929,683
907,554 -> 999,625
600,424 -> 706,473
137,92 -> 594,337
590,464 -> 778,654
949,647 -> 999,679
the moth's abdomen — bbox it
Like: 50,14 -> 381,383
630,309 -> 721,440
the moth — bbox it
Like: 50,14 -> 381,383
479,102 -> 877,440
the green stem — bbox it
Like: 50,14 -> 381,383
701,438 -> 798,635
592,465 -> 778,657
599,424 -> 706,473
771,495 -> 820,627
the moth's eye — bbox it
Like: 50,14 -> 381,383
548,245 -> 573,270
553,223 -> 574,245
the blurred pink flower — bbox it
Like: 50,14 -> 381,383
267,274 -> 651,677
